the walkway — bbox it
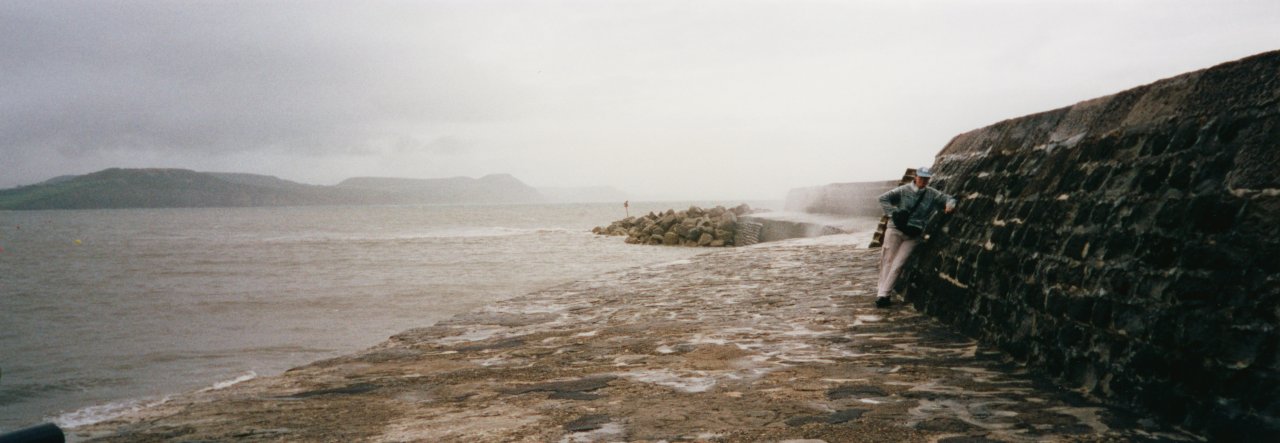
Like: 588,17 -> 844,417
78,236 -> 1196,442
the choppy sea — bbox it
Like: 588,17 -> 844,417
0,202 -> 777,432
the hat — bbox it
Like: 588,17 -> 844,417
916,166 -> 934,178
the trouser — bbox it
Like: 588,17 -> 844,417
877,226 -> 919,298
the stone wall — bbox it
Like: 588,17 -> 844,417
733,216 -> 844,246
898,50 -> 1280,440
784,181 -> 898,216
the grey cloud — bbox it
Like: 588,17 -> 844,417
3,0 -> 1277,198
0,1 -> 524,162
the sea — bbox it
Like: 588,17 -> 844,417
0,201 -> 779,432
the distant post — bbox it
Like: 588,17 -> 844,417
624,200 -> 629,218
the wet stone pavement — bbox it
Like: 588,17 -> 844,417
78,236 -> 1201,442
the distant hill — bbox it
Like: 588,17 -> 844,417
36,175 -> 79,186
0,169 -> 547,210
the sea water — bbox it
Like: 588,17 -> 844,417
0,202 -> 774,431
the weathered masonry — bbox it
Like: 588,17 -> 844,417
900,50 -> 1280,440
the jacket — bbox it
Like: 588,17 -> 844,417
877,183 -> 956,230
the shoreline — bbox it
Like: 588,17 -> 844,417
75,235 -> 1195,442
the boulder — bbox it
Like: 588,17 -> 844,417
687,227 -> 703,240
659,214 -> 677,229
663,232 -> 680,245
595,204 -> 758,248
698,233 -> 714,246
671,224 -> 690,238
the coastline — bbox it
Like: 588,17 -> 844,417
74,235 -> 1194,442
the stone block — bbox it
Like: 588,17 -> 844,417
905,50 -> 1280,439
1066,296 -> 1095,324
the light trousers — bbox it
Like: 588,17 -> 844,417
877,226 -> 919,298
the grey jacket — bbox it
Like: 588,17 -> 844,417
878,183 -> 956,230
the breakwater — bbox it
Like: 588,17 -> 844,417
592,205 -> 856,247
900,50 -> 1280,440
593,205 -> 755,246
784,180 -> 897,216
77,238 -> 1194,442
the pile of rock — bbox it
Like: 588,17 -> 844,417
592,204 -> 756,247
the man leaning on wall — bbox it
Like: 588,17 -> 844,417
874,166 -> 956,308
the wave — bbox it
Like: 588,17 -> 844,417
0,377 -> 130,406
260,227 -> 580,243
51,396 -> 171,429
51,371 -> 257,429
197,371 -> 257,392
416,227 -> 560,238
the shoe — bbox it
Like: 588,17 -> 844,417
875,296 -> 891,308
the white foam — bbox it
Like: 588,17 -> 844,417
687,334 -> 728,345
54,369 -> 269,429
854,315 -> 882,323
781,326 -> 829,337
651,259 -> 693,268
559,422 -> 626,443
197,371 -> 258,392
436,327 -> 505,345
475,357 -> 508,367
751,233 -> 867,248
619,369 -> 717,393
52,396 -> 171,429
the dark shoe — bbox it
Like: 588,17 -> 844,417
875,296 -> 891,308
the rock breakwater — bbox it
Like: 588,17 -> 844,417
77,236 -> 1194,442
592,204 -> 755,247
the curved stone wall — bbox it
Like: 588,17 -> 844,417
784,180 -> 897,216
899,50 -> 1279,439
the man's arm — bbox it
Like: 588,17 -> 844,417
878,185 -> 904,216
937,190 -> 957,214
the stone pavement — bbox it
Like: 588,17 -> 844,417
77,236 -> 1201,442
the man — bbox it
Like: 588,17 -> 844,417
875,166 -> 956,308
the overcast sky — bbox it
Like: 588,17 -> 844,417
3,0 -> 1277,199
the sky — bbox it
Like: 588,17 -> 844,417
2,0 -> 1278,200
